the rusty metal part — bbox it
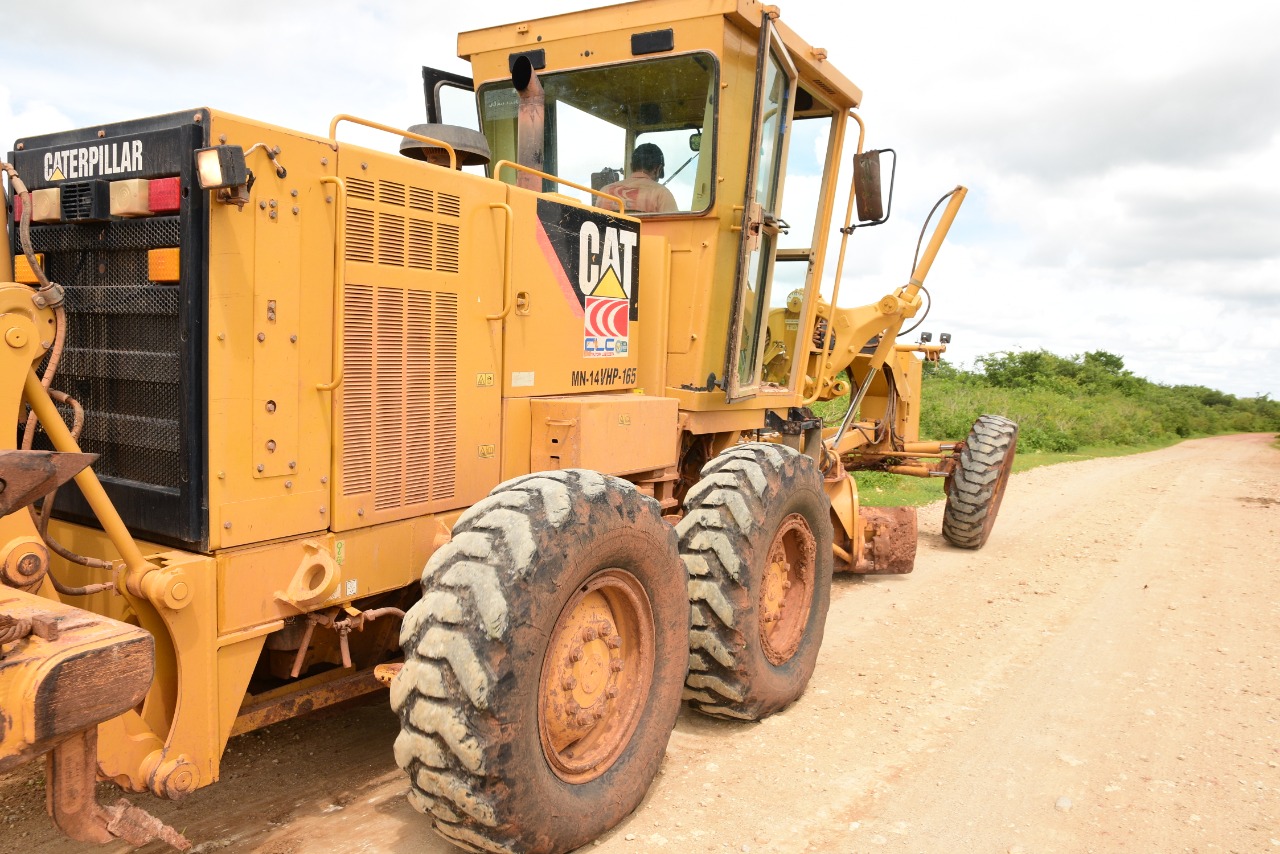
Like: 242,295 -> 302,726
0,609 -> 59,648
0,612 -> 32,646
373,661 -> 402,686
231,665 -> 386,737
758,513 -> 817,665
538,569 -> 655,784
1,588 -> 187,849
852,506 -> 918,574
0,538 -> 50,591
47,729 -> 191,850
289,606 -> 406,678
0,450 -> 96,519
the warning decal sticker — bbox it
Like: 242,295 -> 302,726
536,199 -> 640,359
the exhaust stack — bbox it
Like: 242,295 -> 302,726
512,55 -> 544,193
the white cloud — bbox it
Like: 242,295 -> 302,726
1,0 -> 1275,399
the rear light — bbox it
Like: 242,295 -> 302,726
147,248 -> 180,283
14,253 -> 46,285
32,189 -> 62,222
11,190 -> 63,223
148,177 -> 181,213
109,178 -> 150,217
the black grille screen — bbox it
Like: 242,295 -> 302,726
32,218 -> 183,489
11,113 -> 209,551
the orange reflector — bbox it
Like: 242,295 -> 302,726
148,248 -> 181,283
110,178 -> 151,217
14,253 -> 46,285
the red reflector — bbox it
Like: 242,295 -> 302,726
149,177 -> 181,213
11,195 -> 21,222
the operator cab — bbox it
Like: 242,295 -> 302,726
443,1 -> 872,407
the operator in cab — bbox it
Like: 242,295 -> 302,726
599,143 -> 677,214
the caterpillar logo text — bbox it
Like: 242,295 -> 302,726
44,139 -> 144,181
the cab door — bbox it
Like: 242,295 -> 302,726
724,18 -> 798,402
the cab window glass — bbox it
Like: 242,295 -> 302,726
479,53 -> 717,215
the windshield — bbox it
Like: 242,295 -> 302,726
479,53 -> 718,215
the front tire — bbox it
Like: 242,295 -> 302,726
676,443 -> 834,720
942,414 -> 1018,549
392,470 -> 687,854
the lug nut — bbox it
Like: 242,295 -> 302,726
570,646 -> 584,662
606,686 -> 619,699
561,675 -> 577,691
606,634 -> 623,649
610,660 -> 624,673
566,700 -> 580,715
582,626 -> 597,642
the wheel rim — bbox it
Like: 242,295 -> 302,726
758,513 -> 817,665
539,569 -> 655,784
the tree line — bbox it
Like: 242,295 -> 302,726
919,350 -> 1280,452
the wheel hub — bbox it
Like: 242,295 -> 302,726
758,513 -> 816,665
539,570 -> 654,783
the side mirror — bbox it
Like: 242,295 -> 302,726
852,148 -> 896,228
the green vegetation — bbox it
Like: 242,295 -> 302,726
920,350 -> 1280,452
825,350 -> 1280,507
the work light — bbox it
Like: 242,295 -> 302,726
195,145 -> 247,190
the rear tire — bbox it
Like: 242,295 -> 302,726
392,470 -> 687,854
942,415 -> 1018,549
676,443 -> 834,720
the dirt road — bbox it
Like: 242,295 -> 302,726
4,433 -> 1278,853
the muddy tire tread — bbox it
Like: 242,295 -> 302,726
393,470 -> 681,854
941,414 -> 1018,549
675,443 -> 832,720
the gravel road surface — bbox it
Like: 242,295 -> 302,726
3,433 -> 1277,853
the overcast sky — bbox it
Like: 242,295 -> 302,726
3,0 -> 1277,397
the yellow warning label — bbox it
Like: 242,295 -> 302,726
591,267 -> 626,299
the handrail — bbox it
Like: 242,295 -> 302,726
492,160 -> 624,211
317,176 -> 346,392
485,202 -> 515,321
802,108 -> 865,406
327,114 -> 457,170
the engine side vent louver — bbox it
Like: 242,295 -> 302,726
377,213 -> 405,266
347,177 -> 375,201
408,219 -> 433,269
343,182 -> 460,274
378,180 -> 406,206
341,285 -> 375,495
342,285 -> 458,511
431,293 -> 458,500
345,208 -> 375,263
409,187 -> 434,212
436,224 -> 460,273
374,288 -> 407,512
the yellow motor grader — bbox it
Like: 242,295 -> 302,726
0,1 -> 1016,852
